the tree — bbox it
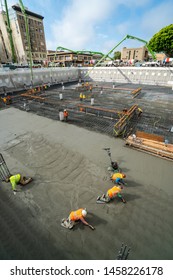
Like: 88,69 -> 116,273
149,24 -> 173,57
113,51 -> 121,60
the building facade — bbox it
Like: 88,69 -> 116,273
0,4 -> 47,65
47,51 -> 99,67
121,46 -> 149,62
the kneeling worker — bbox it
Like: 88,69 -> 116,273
97,185 -> 126,203
6,174 -> 33,194
61,208 -> 95,230
111,172 -> 126,185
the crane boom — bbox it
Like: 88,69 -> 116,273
4,0 -> 16,62
53,46 -> 112,64
56,46 -> 76,53
86,34 -> 156,75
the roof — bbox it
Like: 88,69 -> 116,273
12,5 -> 44,20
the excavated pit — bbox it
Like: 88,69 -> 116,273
7,81 -> 173,142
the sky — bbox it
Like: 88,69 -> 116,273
2,0 -> 173,55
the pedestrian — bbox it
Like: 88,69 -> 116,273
5,174 -> 33,194
63,109 -> 69,122
61,208 -> 95,230
97,185 -> 126,203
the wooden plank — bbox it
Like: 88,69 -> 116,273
76,104 -> 122,114
126,135 -> 173,160
136,131 -> 164,142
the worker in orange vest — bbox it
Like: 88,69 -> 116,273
97,185 -> 126,203
111,172 -> 127,185
63,109 -> 69,121
61,208 -> 95,230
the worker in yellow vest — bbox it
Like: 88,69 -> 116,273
61,208 -> 95,230
6,174 -> 33,194
97,185 -> 126,203
79,93 -> 83,101
111,172 -> 126,185
137,107 -> 143,117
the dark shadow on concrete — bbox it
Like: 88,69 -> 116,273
125,180 -> 142,188
123,193 -> 141,202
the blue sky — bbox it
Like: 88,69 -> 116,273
5,0 -> 173,54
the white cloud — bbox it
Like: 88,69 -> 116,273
48,0 -> 114,50
47,0 -> 154,50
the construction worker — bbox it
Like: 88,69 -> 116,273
111,172 -> 126,185
63,109 -> 69,121
97,185 -> 126,203
1,96 -> 12,105
137,107 -> 143,117
61,208 -> 95,230
79,93 -> 83,101
82,94 -> 86,101
1,97 -> 7,105
5,174 -> 33,194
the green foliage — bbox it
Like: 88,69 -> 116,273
149,24 -> 173,57
113,51 -> 121,60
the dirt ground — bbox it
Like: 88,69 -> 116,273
0,107 -> 173,260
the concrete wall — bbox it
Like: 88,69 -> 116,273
80,67 -> 173,86
0,67 -> 79,93
0,66 -> 173,94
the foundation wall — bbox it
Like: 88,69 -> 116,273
0,68 -> 79,93
0,67 -> 173,94
80,67 -> 173,87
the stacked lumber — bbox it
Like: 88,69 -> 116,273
126,132 -> 173,161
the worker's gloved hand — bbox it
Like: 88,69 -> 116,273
89,225 -> 95,230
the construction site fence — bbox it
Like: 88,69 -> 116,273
0,67 -> 173,94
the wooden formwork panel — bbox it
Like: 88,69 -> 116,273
126,135 -> 173,161
136,131 -> 164,142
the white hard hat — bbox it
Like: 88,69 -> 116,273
82,209 -> 87,217
64,109 -> 67,111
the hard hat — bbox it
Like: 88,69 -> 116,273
64,109 -> 67,111
82,209 -> 87,217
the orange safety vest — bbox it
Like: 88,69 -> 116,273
107,186 -> 121,199
64,111 -> 69,117
69,208 -> 84,221
111,173 -> 124,181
